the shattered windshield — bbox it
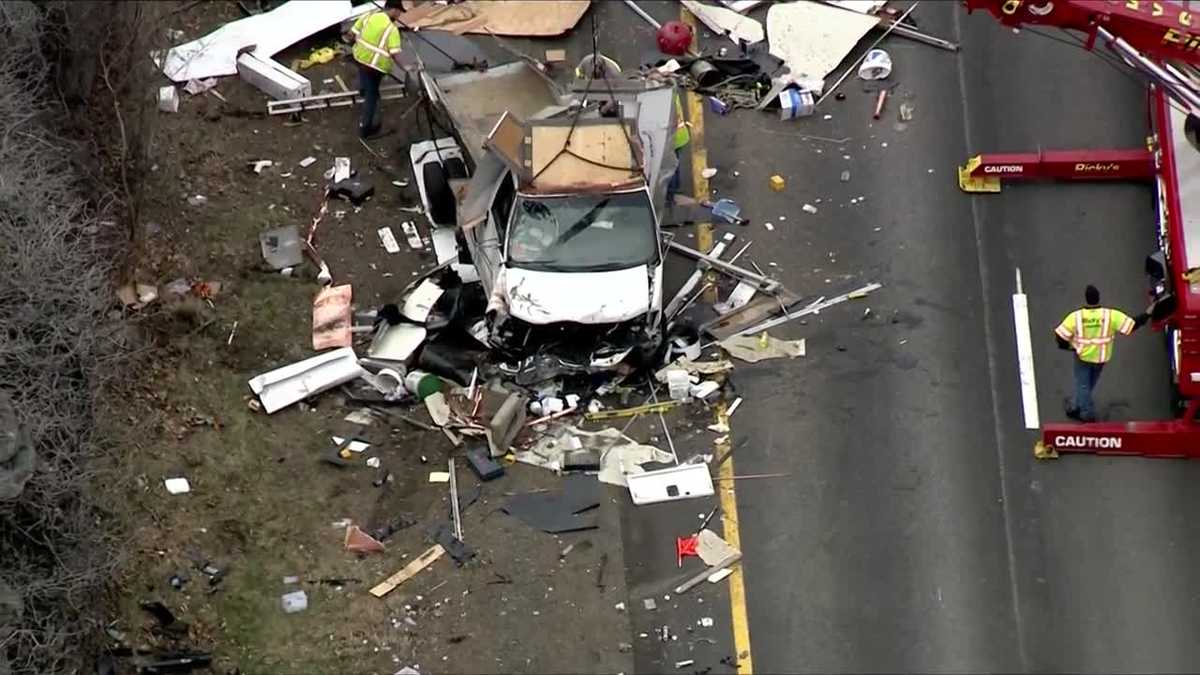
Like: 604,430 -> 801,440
506,191 -> 657,272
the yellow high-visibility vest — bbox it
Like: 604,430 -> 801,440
1055,307 -> 1135,364
673,92 -> 690,150
352,11 -> 402,74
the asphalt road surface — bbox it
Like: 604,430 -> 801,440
709,3 -> 1200,673
494,2 -> 1200,671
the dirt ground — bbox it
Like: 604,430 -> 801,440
99,4 -> 665,674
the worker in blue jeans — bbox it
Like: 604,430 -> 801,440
346,2 -> 403,139
1054,285 -> 1152,422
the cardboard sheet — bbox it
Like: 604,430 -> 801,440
400,1 -> 590,37
312,284 -> 353,350
766,1 -> 879,93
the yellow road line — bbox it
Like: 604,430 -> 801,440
680,9 -> 713,258
714,407 -> 753,673
685,9 -> 751,664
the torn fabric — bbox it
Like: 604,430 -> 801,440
719,334 -> 805,363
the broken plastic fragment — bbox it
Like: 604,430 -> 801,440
281,590 -> 308,614
164,477 -> 191,495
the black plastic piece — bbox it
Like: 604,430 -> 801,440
466,445 -> 504,481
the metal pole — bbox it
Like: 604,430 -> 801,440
668,241 -> 781,293
623,0 -> 662,30
448,459 -> 463,541
817,2 -> 920,106
734,283 -> 883,337
1100,27 -> 1200,113
885,21 -> 958,52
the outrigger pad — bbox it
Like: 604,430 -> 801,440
958,163 -> 1001,193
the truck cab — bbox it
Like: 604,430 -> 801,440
414,60 -> 680,374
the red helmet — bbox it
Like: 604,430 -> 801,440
657,21 -> 693,56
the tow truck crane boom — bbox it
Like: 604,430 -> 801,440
958,0 -> 1200,458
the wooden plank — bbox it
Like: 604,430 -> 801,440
369,544 -> 445,597
485,111 -> 527,178
674,551 -> 741,594
528,122 -> 640,190
702,290 -> 801,341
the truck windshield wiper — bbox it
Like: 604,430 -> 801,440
556,198 -> 610,245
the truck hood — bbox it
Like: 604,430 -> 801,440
503,265 -> 657,325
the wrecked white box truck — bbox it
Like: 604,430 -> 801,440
411,60 -> 682,375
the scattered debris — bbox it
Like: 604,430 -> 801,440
312,284 -> 353,350
158,86 -> 179,113
248,347 -> 364,414
397,0 -> 591,36
627,463 -> 715,505
370,544 -> 446,598
503,475 -> 600,533
707,567 -> 734,584
400,221 -> 424,249
858,48 -> 893,80
281,590 -> 308,614
164,478 -> 191,495
766,1 -> 878,93
720,333 -> 806,363
345,525 -> 386,554
681,0 -> 763,44
377,227 -> 401,254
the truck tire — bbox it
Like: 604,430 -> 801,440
423,158 -> 468,227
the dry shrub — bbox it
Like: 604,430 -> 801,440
0,2 -> 170,672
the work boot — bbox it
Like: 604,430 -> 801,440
1063,397 -> 1081,421
360,126 -> 392,141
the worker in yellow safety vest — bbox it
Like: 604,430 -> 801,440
1054,285 -> 1153,422
345,1 -> 404,139
666,90 -> 691,204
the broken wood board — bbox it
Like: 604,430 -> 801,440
399,1 -> 590,36
681,0 -> 764,44
527,120 -> 642,192
767,1 -> 879,94
370,544 -> 445,597
702,289 -> 802,342
485,111 -> 527,178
